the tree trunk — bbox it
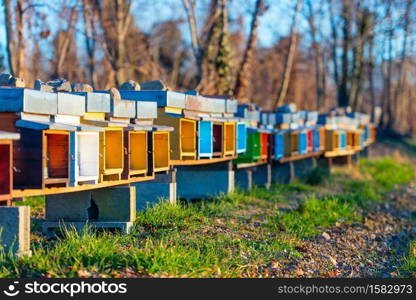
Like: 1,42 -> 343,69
234,0 -> 265,102
3,0 -> 14,75
306,0 -> 326,111
15,0 -> 25,79
82,0 -> 98,87
338,0 -> 352,107
55,1 -> 79,78
273,0 -> 303,109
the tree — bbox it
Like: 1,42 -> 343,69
234,0 -> 267,102
274,0 -> 303,108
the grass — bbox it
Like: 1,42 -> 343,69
0,156 -> 413,278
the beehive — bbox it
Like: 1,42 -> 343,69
339,131 -> 347,151
298,130 -> 308,155
151,131 -> 170,173
274,131 -> 284,160
43,130 -> 70,187
213,122 -> 223,157
198,120 -> 213,159
369,125 -> 376,143
319,127 -> 325,151
223,122 -> 236,157
122,130 -> 148,179
283,131 -> 298,156
312,128 -> 321,152
267,132 -> 275,161
260,132 -> 268,160
234,130 -> 261,164
69,131 -> 99,186
325,130 -> 340,152
307,129 -> 313,152
236,122 -> 247,154
99,127 -> 124,181
346,131 -> 354,150
156,115 -> 197,160
0,131 -> 19,205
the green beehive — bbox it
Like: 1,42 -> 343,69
234,129 -> 261,164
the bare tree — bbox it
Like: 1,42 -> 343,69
274,0 -> 303,108
53,0 -> 80,78
305,0 -> 326,110
234,0 -> 266,102
3,0 -> 14,75
95,0 -> 132,86
82,0 -> 98,87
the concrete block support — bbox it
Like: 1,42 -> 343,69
44,186 -> 136,235
176,161 -> 234,200
252,163 -> 271,189
292,157 -> 317,180
133,168 -> 177,210
271,162 -> 292,184
234,168 -> 253,191
332,154 -> 352,167
0,206 -> 31,256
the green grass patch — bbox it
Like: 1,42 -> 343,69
0,155 -> 413,278
359,157 -> 414,191
268,195 -> 361,238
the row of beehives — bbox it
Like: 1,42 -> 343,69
233,103 -> 376,164
0,86 -> 376,204
0,88 -> 246,204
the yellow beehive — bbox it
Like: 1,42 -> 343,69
223,122 -> 236,157
152,131 -> 170,172
156,113 -> 197,161
122,130 -> 148,179
100,127 -> 124,182
325,129 -> 340,152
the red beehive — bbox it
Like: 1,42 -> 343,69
0,131 -> 20,206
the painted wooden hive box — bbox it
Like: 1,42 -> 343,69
212,122 -> 223,157
234,129 -> 261,164
312,128 -> 321,152
267,131 -> 275,162
53,92 -> 101,187
198,120 -> 213,159
339,131 -> 347,151
77,92 -> 126,182
284,131 -> 299,156
236,122 -> 247,155
260,132 -> 268,160
307,129 -> 313,153
150,128 -> 171,173
223,121 -> 236,157
14,121 -> 76,189
156,113 -> 197,161
122,128 -> 148,179
274,130 -> 284,160
325,130 -> 340,152
298,130 -> 308,155
0,131 -> 20,205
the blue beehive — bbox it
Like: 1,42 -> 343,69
313,128 -> 321,152
198,120 -> 213,159
339,131 -> 346,150
298,130 -> 308,155
364,125 -> 370,142
274,131 -> 284,160
236,122 -> 247,154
